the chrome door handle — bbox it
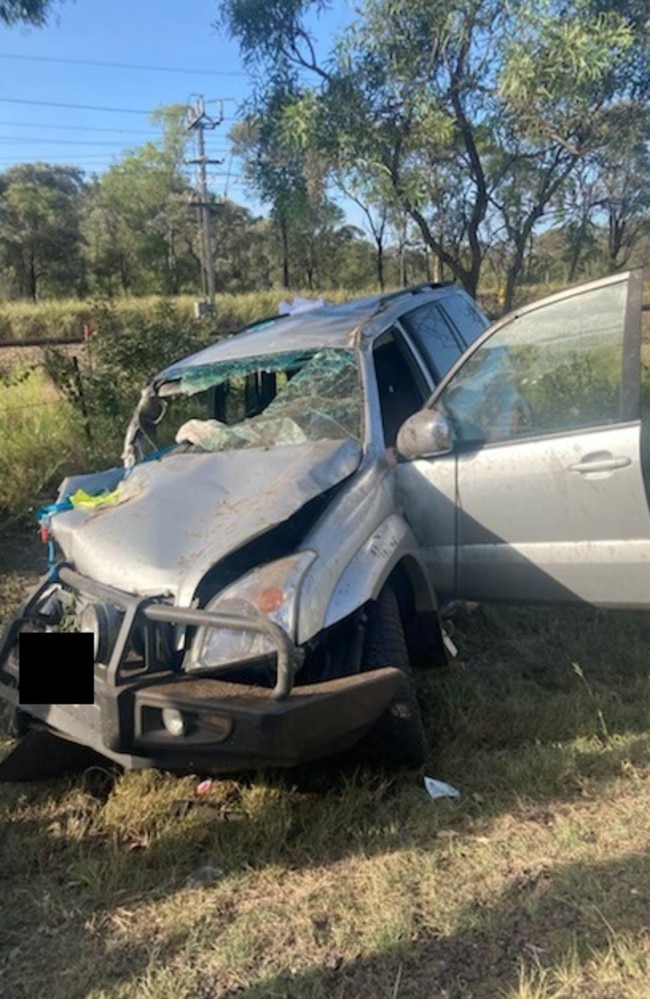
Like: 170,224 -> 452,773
569,456 -> 631,474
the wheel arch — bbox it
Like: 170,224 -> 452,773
319,515 -> 448,668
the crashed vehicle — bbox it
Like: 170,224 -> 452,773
0,270 -> 647,779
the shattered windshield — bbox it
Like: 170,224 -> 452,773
127,348 -> 362,461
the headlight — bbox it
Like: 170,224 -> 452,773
190,551 -> 316,670
76,601 -> 123,663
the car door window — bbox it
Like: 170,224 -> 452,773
373,332 -> 427,446
436,280 -> 631,446
438,293 -> 490,348
400,302 -> 464,381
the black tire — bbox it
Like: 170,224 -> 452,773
353,584 -> 429,768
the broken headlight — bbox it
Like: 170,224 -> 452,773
190,551 -> 316,670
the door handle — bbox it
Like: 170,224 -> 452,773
569,455 -> 631,474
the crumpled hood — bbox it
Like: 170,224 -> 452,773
51,439 -> 360,603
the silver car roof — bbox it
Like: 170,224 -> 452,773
157,284 -> 462,378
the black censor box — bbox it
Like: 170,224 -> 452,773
18,633 -> 95,705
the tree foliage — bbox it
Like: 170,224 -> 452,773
0,0 -> 60,26
0,163 -> 85,300
218,0 -> 650,304
230,76 -> 345,288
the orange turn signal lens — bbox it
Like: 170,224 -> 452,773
257,587 -> 285,613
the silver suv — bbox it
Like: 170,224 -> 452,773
1,271 -> 646,779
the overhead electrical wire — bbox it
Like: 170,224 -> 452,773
0,52 -> 247,77
0,96 -> 236,120
0,96 -> 150,114
0,136 -> 234,148
0,158 -> 246,179
0,120 -> 163,135
0,137 -> 162,147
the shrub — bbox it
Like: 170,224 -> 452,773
43,300 -> 216,455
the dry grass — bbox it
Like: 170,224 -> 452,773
0,278 -> 648,345
2,274 -> 650,996
0,290 -> 364,344
1,540 -> 650,998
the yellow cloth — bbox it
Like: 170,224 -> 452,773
68,487 -> 120,509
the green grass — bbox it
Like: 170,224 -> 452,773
1,574 -> 650,997
0,368 -> 92,522
1,273 -> 650,995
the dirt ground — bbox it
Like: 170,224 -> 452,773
0,525 -> 48,630
0,524 -> 46,576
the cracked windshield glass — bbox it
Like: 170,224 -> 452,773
135,348 -> 361,457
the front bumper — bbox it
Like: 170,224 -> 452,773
0,564 -> 404,776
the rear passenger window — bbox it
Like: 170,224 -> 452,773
401,303 -> 464,380
439,293 -> 489,347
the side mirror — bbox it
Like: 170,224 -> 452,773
396,408 -> 453,460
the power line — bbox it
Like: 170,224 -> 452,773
0,120 -> 162,135
0,136 -> 234,148
0,96 -> 238,120
0,137 -> 159,147
0,151 -> 244,165
0,159 -> 195,170
0,163 -> 234,171
0,97 -> 151,115
0,52 -> 248,77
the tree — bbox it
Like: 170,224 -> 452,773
0,0 -> 60,26
211,199 -> 274,292
336,169 -> 389,289
596,122 -> 650,269
230,77 -> 343,289
0,163 -> 85,300
218,0 -> 650,302
83,105 -> 200,295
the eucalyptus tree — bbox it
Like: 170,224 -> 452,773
0,0 -> 60,25
595,121 -> 650,269
218,0 -> 650,304
555,164 -> 602,284
0,163 -> 85,300
230,77 -> 343,288
85,106 -> 200,295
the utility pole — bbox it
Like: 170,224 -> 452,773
186,96 -> 223,314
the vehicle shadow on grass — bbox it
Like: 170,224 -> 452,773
1,726 -> 650,999
213,848 -> 650,998
1,601 -> 650,997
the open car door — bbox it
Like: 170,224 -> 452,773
397,270 -> 650,608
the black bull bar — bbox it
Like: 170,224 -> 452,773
0,565 -> 404,779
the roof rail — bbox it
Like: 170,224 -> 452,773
235,312 -> 292,335
235,282 -> 457,336
377,281 -> 456,310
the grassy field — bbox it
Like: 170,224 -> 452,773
1,537 -> 649,998
0,290 -> 364,343
0,368 -> 92,524
1,281 -> 650,997
0,283 -> 570,343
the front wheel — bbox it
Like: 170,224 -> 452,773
353,584 -> 428,768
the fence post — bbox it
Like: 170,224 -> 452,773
71,355 -> 93,448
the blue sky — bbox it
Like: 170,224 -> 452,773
0,0 -> 354,212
